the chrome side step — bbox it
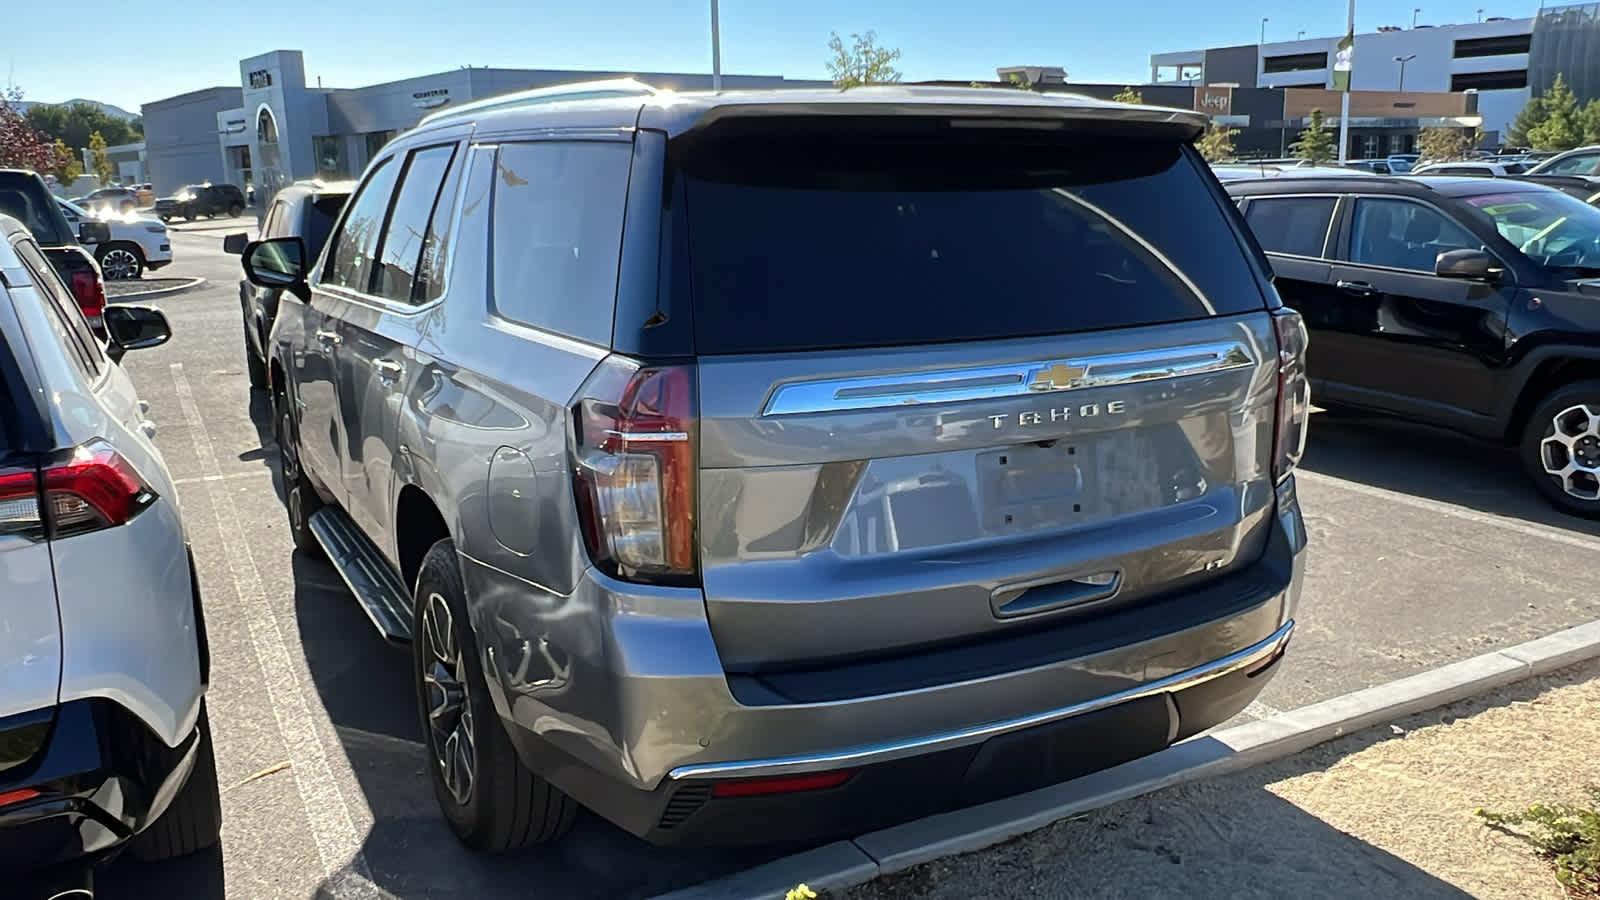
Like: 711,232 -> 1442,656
308,507 -> 413,644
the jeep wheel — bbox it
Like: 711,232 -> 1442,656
182,206 -> 197,222
413,539 -> 577,851
275,388 -> 323,553
228,203 -> 244,218
1521,379 -> 1600,519
126,703 -> 222,861
160,213 -> 172,223
96,242 -> 145,280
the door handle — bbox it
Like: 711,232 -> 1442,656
1336,280 -> 1377,296
373,358 -> 404,382
315,329 -> 343,346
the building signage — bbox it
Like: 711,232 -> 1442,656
1194,85 -> 1233,116
412,88 -> 450,109
249,69 -> 273,89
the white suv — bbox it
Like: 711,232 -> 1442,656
0,213 -> 218,888
56,198 -> 173,280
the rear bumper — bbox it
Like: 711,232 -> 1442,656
0,699 -> 201,872
475,478 -> 1307,846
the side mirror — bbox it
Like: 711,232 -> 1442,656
241,236 -> 309,293
223,232 -> 249,255
1435,248 -> 1499,281
103,305 -> 172,353
78,221 -> 111,245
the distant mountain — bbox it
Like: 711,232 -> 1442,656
12,99 -> 138,121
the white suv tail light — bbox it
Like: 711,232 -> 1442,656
570,358 -> 698,584
0,442 -> 157,540
1271,309 -> 1311,482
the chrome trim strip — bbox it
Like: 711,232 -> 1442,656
762,340 -> 1255,416
668,620 -> 1294,781
606,430 -> 690,442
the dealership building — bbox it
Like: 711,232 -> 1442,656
1149,1 -> 1600,150
141,50 -> 826,197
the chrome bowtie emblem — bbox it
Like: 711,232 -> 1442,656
1029,362 -> 1089,392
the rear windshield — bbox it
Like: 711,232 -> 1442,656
677,136 -> 1266,354
305,195 -> 347,259
0,172 -> 71,246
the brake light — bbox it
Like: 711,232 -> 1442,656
1271,309 -> 1311,482
571,358 -> 697,583
0,788 -> 40,808
0,443 -> 156,540
70,269 -> 107,331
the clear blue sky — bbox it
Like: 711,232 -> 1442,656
6,0 -> 1540,113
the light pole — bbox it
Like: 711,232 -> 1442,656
1298,30 -> 1306,39
1412,7 -> 1421,27
1337,0 -> 1355,164
1477,7 -> 1484,21
710,0 -> 722,91
1394,53 -> 1416,91
1260,17 -> 1269,44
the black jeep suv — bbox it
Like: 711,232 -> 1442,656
155,183 -> 246,222
1229,174 -> 1600,517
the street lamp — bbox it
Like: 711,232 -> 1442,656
1394,53 -> 1417,91
1412,7 -> 1422,27
1477,7 -> 1484,21
710,0 -> 722,91
1261,17 -> 1269,44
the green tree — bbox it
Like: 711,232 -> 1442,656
1196,121 -> 1239,162
826,31 -> 903,88
1508,95 -> 1548,147
24,101 -> 139,151
1419,125 -> 1472,163
51,138 -> 82,184
1581,98 -> 1600,146
1528,73 -> 1583,151
88,130 -> 111,186
1112,86 -> 1143,104
1290,108 -> 1336,164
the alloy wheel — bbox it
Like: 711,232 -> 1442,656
100,248 -> 140,280
1539,403 -> 1600,500
422,591 -> 476,807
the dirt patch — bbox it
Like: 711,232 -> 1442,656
847,660 -> 1600,900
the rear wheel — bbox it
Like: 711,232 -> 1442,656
126,703 -> 222,861
1520,379 -> 1600,519
275,388 -> 323,553
96,243 -> 144,280
413,539 -> 577,851
228,203 -> 244,218
182,206 -> 197,222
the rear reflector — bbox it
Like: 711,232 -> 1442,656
0,788 -> 40,808
710,770 -> 856,798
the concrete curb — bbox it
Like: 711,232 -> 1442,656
108,276 -> 207,302
652,618 -> 1600,900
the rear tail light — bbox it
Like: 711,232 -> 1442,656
70,270 -> 107,331
1271,309 -> 1311,482
710,770 -> 856,798
570,357 -> 697,584
0,443 -> 157,541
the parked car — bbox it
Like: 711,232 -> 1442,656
1212,162 -> 1375,181
57,197 -> 172,280
239,80 -> 1308,849
223,178 -> 354,389
132,183 -> 156,207
1525,145 -> 1600,177
74,186 -> 142,214
1386,153 -> 1421,174
0,168 -> 110,333
1410,160 -> 1528,176
1508,172 -> 1600,201
154,183 -> 246,222
0,213 -> 219,889
1229,174 -> 1600,516
1344,159 -> 1392,174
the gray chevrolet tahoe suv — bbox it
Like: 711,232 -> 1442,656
239,79 -> 1310,850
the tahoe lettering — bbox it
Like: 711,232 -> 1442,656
988,400 -> 1128,429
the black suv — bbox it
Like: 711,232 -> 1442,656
0,169 -> 110,333
155,183 -> 246,222
1230,174 -> 1600,516
224,179 -> 355,390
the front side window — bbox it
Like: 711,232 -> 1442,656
1348,198 -> 1481,273
371,144 -> 457,304
489,141 -> 631,343
1543,153 -> 1600,176
1461,188 -> 1600,274
323,158 -> 399,293
1244,196 -> 1336,258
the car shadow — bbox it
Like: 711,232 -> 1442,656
1299,408 -> 1600,538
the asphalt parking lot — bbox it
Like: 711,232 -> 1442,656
40,228 -> 1600,899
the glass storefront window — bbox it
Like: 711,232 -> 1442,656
314,136 -> 344,179
365,131 -> 397,163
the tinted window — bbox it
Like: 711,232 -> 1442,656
372,144 -> 457,303
262,200 -> 288,238
0,172 -> 71,246
1545,153 -> 1600,176
324,159 -> 400,292
680,138 -> 1267,354
13,239 -> 99,379
305,195 -> 347,259
1244,197 -> 1336,258
417,154 -> 464,303
490,142 -> 630,343
1349,198 -> 1482,272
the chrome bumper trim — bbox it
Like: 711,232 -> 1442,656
669,619 -> 1295,781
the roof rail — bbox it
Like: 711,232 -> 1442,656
417,77 -> 661,127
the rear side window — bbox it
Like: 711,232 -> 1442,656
12,239 -> 100,380
371,144 -> 457,304
677,137 -> 1267,354
0,172 -> 71,246
324,158 -> 400,293
489,141 -> 631,344
1244,197 -> 1336,258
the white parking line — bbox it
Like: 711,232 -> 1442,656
170,363 -> 378,896
1295,469 -> 1600,554
171,470 -> 271,487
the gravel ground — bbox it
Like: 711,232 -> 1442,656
847,660 -> 1600,900
105,276 -> 200,298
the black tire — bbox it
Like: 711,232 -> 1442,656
413,539 -> 577,851
245,329 -> 267,389
126,703 -> 222,861
160,213 -> 172,223
1520,378 -> 1600,519
96,242 -> 145,280
228,203 -> 244,218
182,206 -> 197,222
275,388 -> 323,553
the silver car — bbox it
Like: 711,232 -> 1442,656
240,80 -> 1309,849
0,214 -> 219,880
